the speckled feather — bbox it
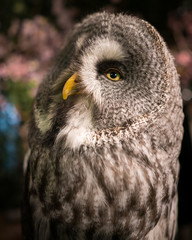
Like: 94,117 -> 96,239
22,12 -> 183,240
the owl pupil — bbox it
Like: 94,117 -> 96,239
110,72 -> 117,79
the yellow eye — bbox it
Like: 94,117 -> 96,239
105,68 -> 122,81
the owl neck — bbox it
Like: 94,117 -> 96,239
55,97 -> 94,149
55,96 -> 159,150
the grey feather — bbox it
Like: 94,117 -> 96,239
22,12 -> 184,240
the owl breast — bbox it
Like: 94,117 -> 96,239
29,111 -> 179,240
52,140 -> 175,240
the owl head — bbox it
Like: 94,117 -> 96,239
32,12 -> 182,150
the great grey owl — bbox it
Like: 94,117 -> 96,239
22,12 -> 184,240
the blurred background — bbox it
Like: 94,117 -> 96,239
0,0 -> 192,239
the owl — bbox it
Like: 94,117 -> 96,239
22,12 -> 184,240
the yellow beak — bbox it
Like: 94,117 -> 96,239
63,73 -> 79,100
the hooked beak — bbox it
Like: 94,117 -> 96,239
63,73 -> 81,100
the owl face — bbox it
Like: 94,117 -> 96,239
33,12 -> 181,151
52,13 -> 172,134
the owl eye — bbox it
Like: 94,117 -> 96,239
105,68 -> 122,81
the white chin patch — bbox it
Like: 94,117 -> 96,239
56,97 -> 93,149
80,38 -> 125,106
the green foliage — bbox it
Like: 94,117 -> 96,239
12,1 -> 27,15
2,79 -> 35,121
